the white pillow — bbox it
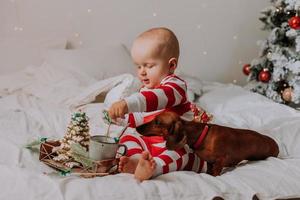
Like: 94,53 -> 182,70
0,37 -> 67,75
175,71 -> 204,102
103,75 -> 141,109
44,44 -> 135,80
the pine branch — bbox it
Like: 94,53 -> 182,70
70,143 -> 94,168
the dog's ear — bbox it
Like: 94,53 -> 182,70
166,120 -> 187,150
169,120 -> 182,136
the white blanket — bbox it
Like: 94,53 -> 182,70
0,63 -> 300,200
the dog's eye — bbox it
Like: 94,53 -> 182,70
155,120 -> 161,125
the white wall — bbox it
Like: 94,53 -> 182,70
0,0 -> 269,84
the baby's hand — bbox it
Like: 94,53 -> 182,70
108,100 -> 128,120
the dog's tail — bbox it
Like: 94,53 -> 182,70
272,137 -> 288,159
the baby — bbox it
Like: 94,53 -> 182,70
108,27 -> 211,181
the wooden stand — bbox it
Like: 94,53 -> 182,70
39,140 -> 119,178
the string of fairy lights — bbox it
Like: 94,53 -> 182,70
8,0 -> 251,84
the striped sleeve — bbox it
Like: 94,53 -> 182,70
114,112 -> 145,128
122,111 -> 164,128
124,75 -> 188,113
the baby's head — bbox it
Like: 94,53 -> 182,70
131,27 -> 180,89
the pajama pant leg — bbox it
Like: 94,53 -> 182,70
119,133 -> 145,159
183,151 -> 207,173
119,133 -> 206,177
152,146 -> 207,176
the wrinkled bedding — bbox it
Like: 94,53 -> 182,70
0,63 -> 300,200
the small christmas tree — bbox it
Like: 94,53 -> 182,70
53,111 -> 90,168
244,0 -> 300,108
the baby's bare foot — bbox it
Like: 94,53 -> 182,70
118,156 -> 139,174
134,151 -> 156,181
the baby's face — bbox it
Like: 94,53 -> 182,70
131,39 -> 171,89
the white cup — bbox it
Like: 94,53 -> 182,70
89,135 -> 127,161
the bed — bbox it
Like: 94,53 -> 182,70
1,52 -> 300,200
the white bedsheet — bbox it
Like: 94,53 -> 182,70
0,63 -> 300,200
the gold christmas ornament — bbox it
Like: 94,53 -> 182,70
282,87 -> 293,102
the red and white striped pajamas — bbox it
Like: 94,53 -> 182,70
119,74 -> 207,177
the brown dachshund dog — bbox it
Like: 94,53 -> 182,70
136,111 -> 279,176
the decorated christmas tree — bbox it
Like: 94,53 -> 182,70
53,111 -> 90,168
244,0 -> 300,108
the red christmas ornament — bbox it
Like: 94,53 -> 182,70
288,16 -> 300,30
243,64 -> 251,76
259,69 -> 271,83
